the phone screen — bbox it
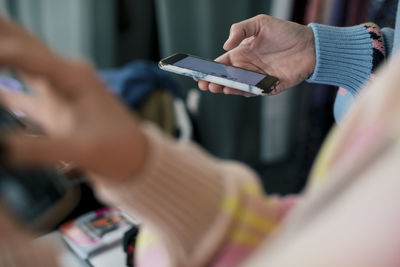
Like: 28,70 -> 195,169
173,56 -> 267,86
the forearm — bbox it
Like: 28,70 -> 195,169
94,123 -> 299,266
94,123 -> 231,266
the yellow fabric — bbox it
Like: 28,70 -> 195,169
308,126 -> 341,184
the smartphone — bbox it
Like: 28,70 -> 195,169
158,53 -> 280,95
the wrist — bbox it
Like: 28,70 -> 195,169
305,25 -> 317,78
89,124 -> 149,187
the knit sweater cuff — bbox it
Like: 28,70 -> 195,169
95,123 -> 253,266
306,23 -> 375,94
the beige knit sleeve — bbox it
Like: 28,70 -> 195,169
95,123 -> 262,266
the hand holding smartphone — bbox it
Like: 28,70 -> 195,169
158,53 -> 279,95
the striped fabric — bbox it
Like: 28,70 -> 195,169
135,180 -> 298,267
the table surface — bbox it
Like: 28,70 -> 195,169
39,232 -> 126,267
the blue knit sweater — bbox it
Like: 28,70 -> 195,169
307,3 -> 399,121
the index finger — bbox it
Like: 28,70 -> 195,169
0,16 -> 100,97
0,16 -> 56,74
223,15 -> 265,51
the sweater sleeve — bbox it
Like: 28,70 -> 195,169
94,123 -> 298,267
306,23 -> 386,95
381,27 -> 394,57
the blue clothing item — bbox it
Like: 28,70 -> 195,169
332,88 -> 355,121
307,23 -> 374,96
370,0 -> 398,29
307,9 -> 399,121
100,61 -> 180,109
382,27 -> 395,57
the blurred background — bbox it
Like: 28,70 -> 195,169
0,0 -> 393,229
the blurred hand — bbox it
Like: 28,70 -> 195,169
0,16 -> 147,187
0,205 -> 60,267
197,14 -> 316,96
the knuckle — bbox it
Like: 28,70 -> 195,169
69,60 -> 97,81
76,61 -> 95,74
256,14 -> 267,20
230,23 -> 239,33
255,14 -> 269,23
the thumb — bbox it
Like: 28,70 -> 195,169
223,15 -> 262,51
